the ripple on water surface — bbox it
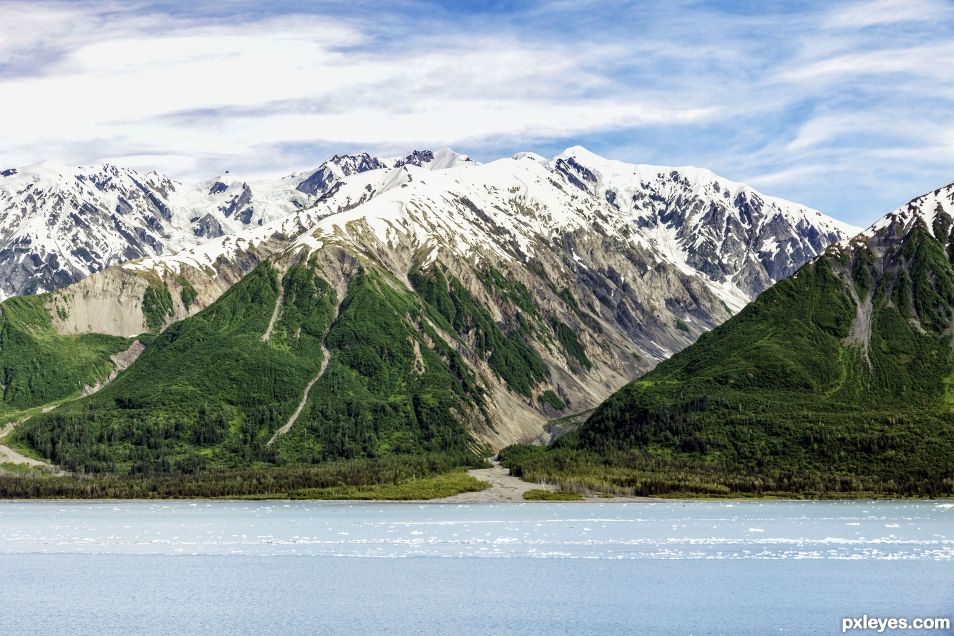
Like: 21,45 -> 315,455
0,500 -> 950,561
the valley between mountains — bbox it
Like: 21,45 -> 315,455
7,146 -> 948,499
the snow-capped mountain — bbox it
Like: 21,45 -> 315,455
35,147 -> 859,445
0,161 -> 312,298
548,176 -> 954,498
552,146 -> 859,308
109,145 -> 857,320
861,180 -> 954,241
0,145 -> 851,306
0,149 -> 476,299
292,149 -> 474,197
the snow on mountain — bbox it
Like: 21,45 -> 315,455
281,148 -> 859,318
0,161 -> 315,298
392,148 -> 474,170
292,149 -> 473,198
1,145 -> 855,315
169,172 -> 312,237
117,150 -> 475,277
862,180 -> 954,241
290,153 -> 389,198
0,148 -> 474,299
227,146 -> 858,365
551,146 -> 861,307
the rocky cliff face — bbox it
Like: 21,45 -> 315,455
552,146 -> 857,307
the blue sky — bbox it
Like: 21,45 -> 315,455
1,0 -> 953,226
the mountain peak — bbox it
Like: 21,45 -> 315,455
393,148 -> 473,170
553,146 -> 725,188
864,180 -> 954,241
1,144 -> 869,480
294,149 -> 474,197
512,151 -> 546,163
556,144 -> 602,161
0,146 -> 859,307
544,170 -> 954,496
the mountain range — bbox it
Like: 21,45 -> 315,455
0,149 -> 474,299
0,146 -> 858,477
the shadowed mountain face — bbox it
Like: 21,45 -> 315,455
507,180 -> 954,497
0,148 -> 857,474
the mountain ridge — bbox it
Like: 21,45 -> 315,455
0,148 -> 477,299
1,146 -> 859,302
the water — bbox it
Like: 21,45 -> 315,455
0,500 -> 950,635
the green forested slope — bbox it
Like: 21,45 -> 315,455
269,267 -> 488,465
13,259 -> 490,475
0,295 -> 131,414
16,262 -> 332,473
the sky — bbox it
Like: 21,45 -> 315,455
1,0 -> 952,227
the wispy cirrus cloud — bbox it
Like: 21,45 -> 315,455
823,0 -> 952,29
0,0 -> 952,226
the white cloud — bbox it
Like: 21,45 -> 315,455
781,43 -> 954,85
784,113 -> 941,152
824,0 -> 951,29
745,164 -> 830,189
0,3 -> 716,179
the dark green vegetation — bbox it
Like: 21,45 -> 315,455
12,260 -> 489,477
17,262 -> 333,473
142,283 -> 174,332
522,488 -> 582,501
552,319 -> 591,370
0,454 -> 485,499
538,389 -> 566,411
478,266 -> 593,371
273,471 -> 487,500
178,277 -> 198,310
0,295 -> 131,413
4,254 -> 610,497
273,266 -> 487,464
504,222 -> 954,498
410,265 -> 548,397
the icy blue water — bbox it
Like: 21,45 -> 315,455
0,500 -> 950,635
